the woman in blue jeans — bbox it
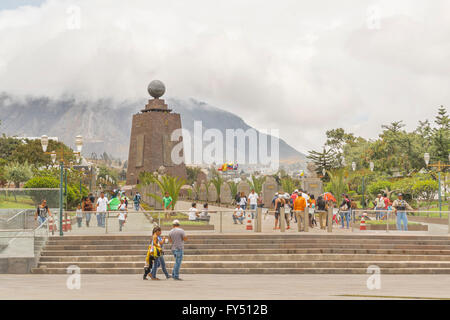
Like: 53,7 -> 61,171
150,227 -> 171,280
339,195 -> 351,229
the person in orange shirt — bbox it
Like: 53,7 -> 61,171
293,194 -> 306,230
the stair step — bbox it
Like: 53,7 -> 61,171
31,267 -> 450,275
36,261 -> 450,269
38,253 -> 450,263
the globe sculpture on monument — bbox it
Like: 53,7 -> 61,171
126,80 -> 187,186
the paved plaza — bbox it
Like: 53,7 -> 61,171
0,274 -> 449,300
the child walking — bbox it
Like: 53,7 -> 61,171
76,204 -> 83,228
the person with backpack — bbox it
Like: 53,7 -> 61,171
133,192 -> 141,211
316,195 -> 328,230
339,194 -> 351,229
392,193 -> 413,231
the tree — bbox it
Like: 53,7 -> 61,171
145,174 -> 186,210
0,158 -> 7,187
210,172 -> 225,203
431,106 -> 450,163
367,180 -> 395,199
307,148 -> 337,177
413,179 -> 439,209
5,161 -> 34,188
324,169 -> 349,205
24,176 -> 60,206
247,175 -> 266,194
186,166 -> 202,185
228,181 -> 238,199
280,176 -> 295,194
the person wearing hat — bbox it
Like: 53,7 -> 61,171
168,219 -> 188,280
392,193 -> 413,231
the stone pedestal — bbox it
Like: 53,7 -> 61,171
301,178 -> 323,199
237,181 -> 250,196
220,183 -> 232,204
207,184 -> 217,202
262,177 -> 278,208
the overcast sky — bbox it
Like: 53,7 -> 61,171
0,0 -> 449,154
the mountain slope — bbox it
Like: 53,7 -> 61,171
0,93 -> 305,166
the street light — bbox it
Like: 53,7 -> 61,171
40,135 -> 85,236
370,162 -> 374,172
424,152 -> 450,218
352,162 -> 356,171
75,135 -> 83,153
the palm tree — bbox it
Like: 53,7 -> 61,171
147,174 -> 186,210
192,182 -> 201,201
247,175 -> 266,194
210,172 -> 225,203
280,176 -> 296,194
228,181 -> 238,201
326,169 -> 349,205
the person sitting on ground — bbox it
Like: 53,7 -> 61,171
188,203 -> 199,221
200,203 -> 210,219
232,204 -> 245,224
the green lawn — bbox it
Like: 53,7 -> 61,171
161,220 -> 208,226
365,220 -> 419,226
0,200 -> 35,209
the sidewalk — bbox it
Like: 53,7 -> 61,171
1,274 -> 449,300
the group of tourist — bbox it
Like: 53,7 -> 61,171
270,189 -> 328,230
75,190 -> 131,231
143,219 -> 187,281
232,189 -> 262,224
188,202 -> 211,221
372,193 -> 413,231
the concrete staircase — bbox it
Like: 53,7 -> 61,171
31,234 -> 450,274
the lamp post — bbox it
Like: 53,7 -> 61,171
424,153 -> 450,218
40,135 -> 83,236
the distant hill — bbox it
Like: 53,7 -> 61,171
0,93 -> 306,167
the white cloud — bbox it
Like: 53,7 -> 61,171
0,0 -> 449,154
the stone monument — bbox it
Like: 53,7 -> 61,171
302,162 -> 323,199
220,182 -> 232,204
207,184 -> 217,202
262,176 -> 278,208
126,80 -> 187,186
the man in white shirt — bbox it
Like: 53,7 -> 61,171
232,204 -> 245,224
248,189 -> 258,219
96,192 -> 109,228
301,190 -> 310,207
188,203 -> 199,221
